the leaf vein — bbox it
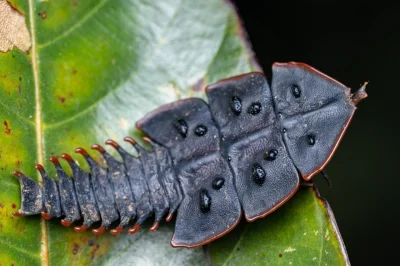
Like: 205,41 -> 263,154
318,198 -> 325,266
0,99 -> 35,126
37,0 -> 109,49
0,238 -> 40,259
222,224 -> 249,266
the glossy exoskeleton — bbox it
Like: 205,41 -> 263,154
13,62 -> 367,248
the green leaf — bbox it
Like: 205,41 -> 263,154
209,187 -> 350,266
0,0 -> 349,265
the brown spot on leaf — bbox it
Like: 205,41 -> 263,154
4,121 -> 11,134
0,203 -> 3,208
190,77 -> 205,92
57,96 -> 66,103
72,243 -> 79,255
91,244 -> 100,259
11,203 -> 16,209
72,69 -> 77,75
279,253 -> 282,257
73,0 -> 78,7
16,160 -> 21,167
40,11 -> 47,19
0,0 -> 31,53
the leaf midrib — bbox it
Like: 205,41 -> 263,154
28,0 -> 48,265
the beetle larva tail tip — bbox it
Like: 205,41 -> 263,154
128,224 -> 141,234
352,82 -> 368,105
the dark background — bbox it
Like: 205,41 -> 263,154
233,1 -> 399,265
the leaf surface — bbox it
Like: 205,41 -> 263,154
209,187 -> 350,265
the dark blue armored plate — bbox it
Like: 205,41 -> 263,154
227,127 -> 299,221
50,157 -> 81,225
76,150 -> 119,231
171,154 -> 241,247
149,142 -> 183,221
93,147 -> 137,230
137,99 -> 220,167
206,73 -> 275,146
206,73 -> 299,221
271,62 -> 356,180
62,154 -> 101,229
135,144 -> 170,225
13,171 -> 44,216
113,143 -> 154,227
36,165 -> 62,218
138,99 -> 241,247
